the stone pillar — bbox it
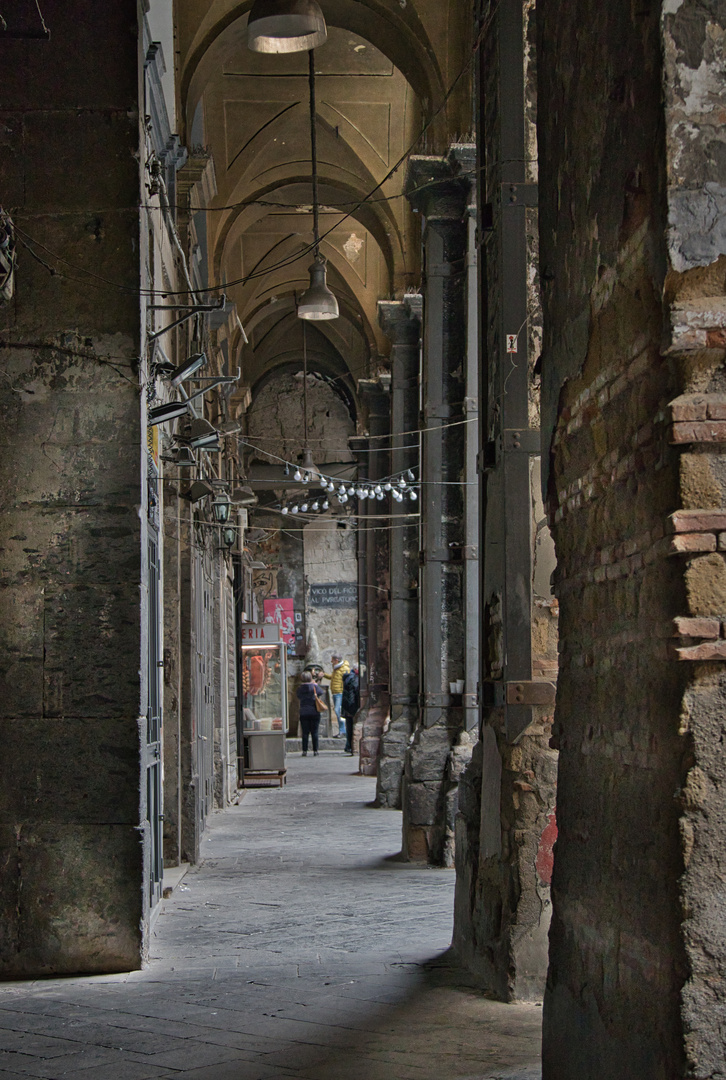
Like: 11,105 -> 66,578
539,1 -> 726,1076
0,2 -> 147,975
357,380 -> 391,777
376,297 -> 422,807
401,151 -> 473,866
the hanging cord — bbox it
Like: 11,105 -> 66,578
308,49 -> 320,257
302,320 -> 308,445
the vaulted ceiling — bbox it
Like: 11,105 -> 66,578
174,0 -> 471,440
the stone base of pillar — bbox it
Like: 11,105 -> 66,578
359,697 -> 388,776
401,725 -> 473,866
375,713 -> 415,808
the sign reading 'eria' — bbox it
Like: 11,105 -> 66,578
309,582 -> 358,608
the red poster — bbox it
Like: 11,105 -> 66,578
263,598 -> 295,646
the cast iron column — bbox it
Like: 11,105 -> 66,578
402,150 -> 473,865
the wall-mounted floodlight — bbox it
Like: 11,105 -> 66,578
170,352 -> 207,387
184,418 -> 221,449
187,479 -> 214,502
149,400 -> 189,426
231,485 -> 258,507
247,0 -> 327,53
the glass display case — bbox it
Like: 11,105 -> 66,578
238,623 -> 288,786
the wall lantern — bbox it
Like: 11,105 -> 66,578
247,0 -> 327,54
212,494 -> 232,524
149,400 -> 189,426
222,526 -> 237,548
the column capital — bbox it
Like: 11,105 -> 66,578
377,297 -> 422,344
405,146 -> 474,219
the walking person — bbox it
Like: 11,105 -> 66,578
323,652 -> 350,739
296,671 -> 325,756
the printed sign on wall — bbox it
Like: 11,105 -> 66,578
263,598 -> 296,647
309,582 -> 358,608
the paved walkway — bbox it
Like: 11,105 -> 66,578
0,753 -> 542,1079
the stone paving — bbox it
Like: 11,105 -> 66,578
0,753 -> 542,1079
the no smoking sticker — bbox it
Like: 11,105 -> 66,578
506,334 -> 518,353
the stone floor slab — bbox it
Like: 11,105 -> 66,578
0,756 -> 542,1079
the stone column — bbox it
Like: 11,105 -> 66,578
0,2 -> 147,975
357,379 -> 391,777
539,1 -> 726,1076
401,151 -> 473,866
376,297 -> 422,808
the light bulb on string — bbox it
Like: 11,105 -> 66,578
322,498 -> 329,510
407,469 -> 415,481
376,491 -> 384,501
311,500 -> 319,511
281,506 -> 289,515
384,482 -> 392,491
300,502 -> 308,512
291,505 -> 299,514
347,485 -> 355,496
374,485 -> 382,495
409,489 -> 418,501
294,468 -> 302,481
398,477 -> 406,488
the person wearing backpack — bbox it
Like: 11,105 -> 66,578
341,667 -> 360,755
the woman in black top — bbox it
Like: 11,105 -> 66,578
296,671 -> 324,756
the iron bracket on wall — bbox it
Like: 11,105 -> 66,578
500,182 -> 538,207
505,680 -> 556,705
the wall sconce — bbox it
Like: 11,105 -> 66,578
222,526 -> 237,548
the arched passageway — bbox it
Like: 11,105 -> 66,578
0,1 -> 725,1078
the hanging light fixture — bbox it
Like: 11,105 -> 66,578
298,50 -> 338,321
247,0 -> 327,54
300,446 -> 320,478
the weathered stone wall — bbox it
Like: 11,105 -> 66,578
0,1 -> 145,974
539,0 -> 726,1075
304,519 -> 358,671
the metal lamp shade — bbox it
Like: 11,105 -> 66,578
297,258 -> 339,320
186,418 -> 220,448
170,351 -> 207,387
148,400 -> 189,426
247,0 -> 327,53
300,447 -> 320,477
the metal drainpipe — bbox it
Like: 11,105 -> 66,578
464,204 -> 480,732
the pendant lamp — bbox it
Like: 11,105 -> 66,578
298,256 -> 338,320
298,49 -> 338,320
247,0 -> 327,54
